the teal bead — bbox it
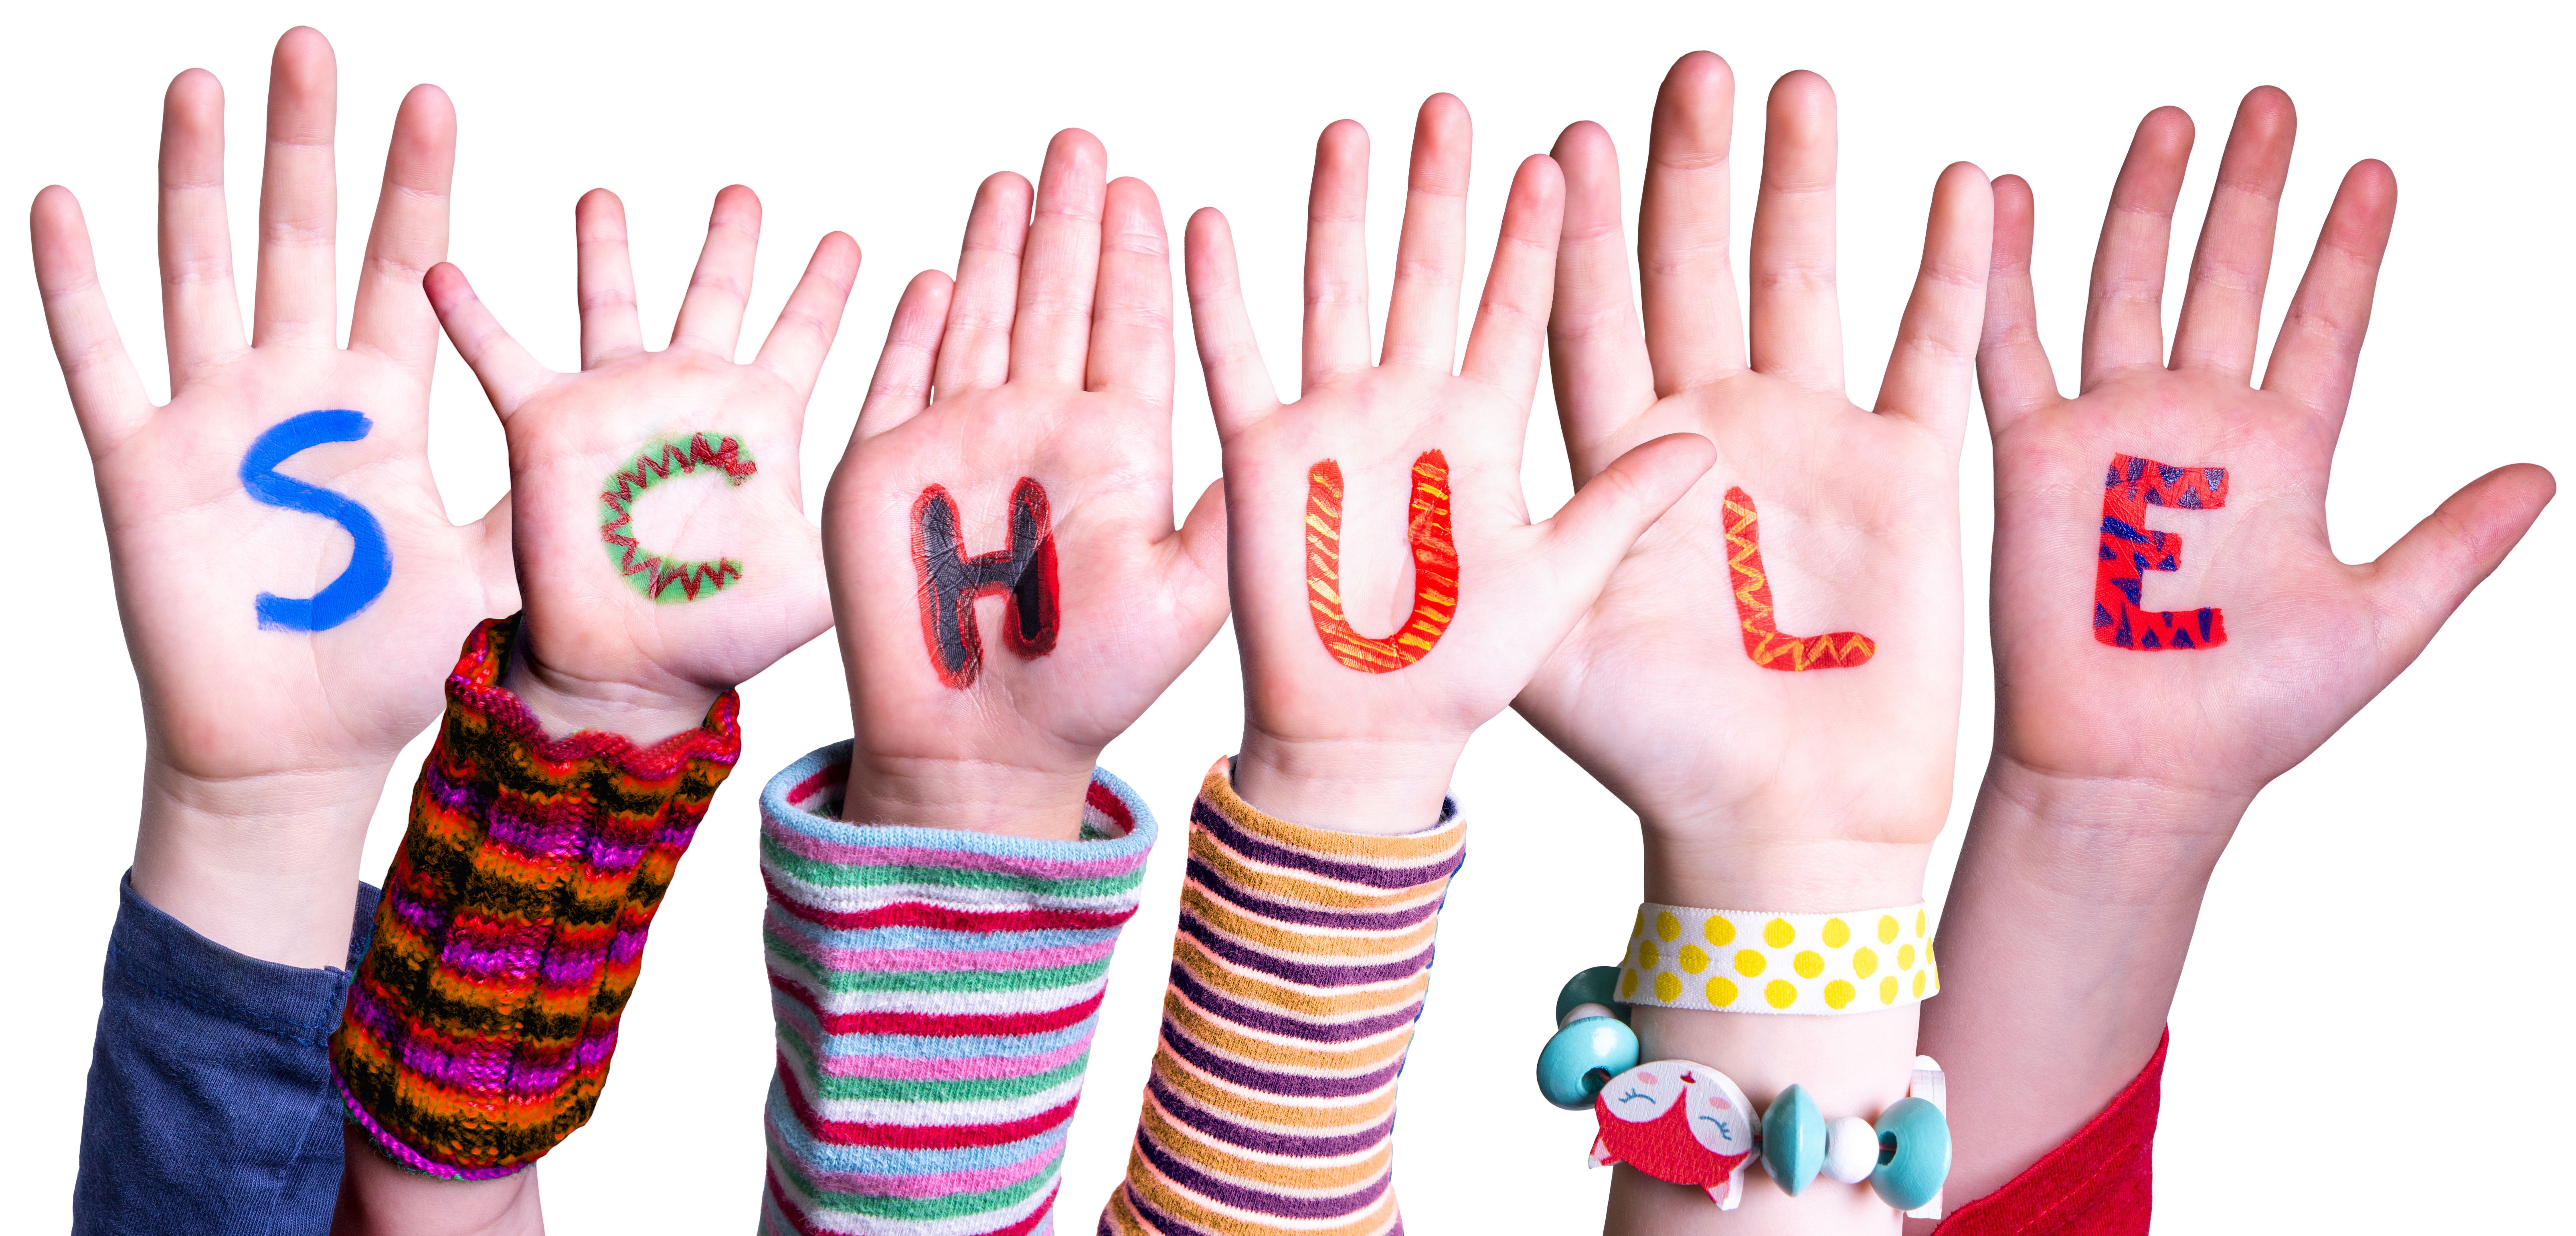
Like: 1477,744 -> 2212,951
1535,1016 -> 1639,1110
1761,1083 -> 1826,1196
1554,966 -> 1629,1025
1869,1096 -> 1952,1211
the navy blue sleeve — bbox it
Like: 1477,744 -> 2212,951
73,874 -> 380,1236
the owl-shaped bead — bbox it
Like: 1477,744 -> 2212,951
1588,1060 -> 1757,1209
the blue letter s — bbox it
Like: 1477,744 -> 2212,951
239,409 -> 393,632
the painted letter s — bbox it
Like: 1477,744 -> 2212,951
240,409 -> 393,632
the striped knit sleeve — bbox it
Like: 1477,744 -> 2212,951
759,740 -> 1159,1236
1100,758 -> 1466,1236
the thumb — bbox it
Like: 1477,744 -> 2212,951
1538,432 -> 1717,585
1164,476 -> 1232,649
2364,461 -> 2554,672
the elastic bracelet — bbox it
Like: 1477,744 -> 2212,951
1534,967 -> 1951,1216
1620,902 -> 1937,1014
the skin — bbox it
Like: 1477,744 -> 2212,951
1914,89 -> 2553,1217
29,28 -> 512,970
1508,54 -> 1994,1233
1192,94 -> 1717,838
335,180 -> 859,1232
828,131 -> 1229,840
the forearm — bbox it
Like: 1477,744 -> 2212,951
758,740 -> 1157,1236
132,759 -> 395,970
1607,830 -> 1936,1234
1103,758 -> 1465,1236
1914,757 -> 2242,1203
334,1133 -> 542,1236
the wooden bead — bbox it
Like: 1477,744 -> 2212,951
1759,1084 -> 1825,1196
1535,1016 -> 1640,1110
1554,966 -> 1628,1026
1821,1116 -> 1876,1184
1868,1097 -> 1951,1211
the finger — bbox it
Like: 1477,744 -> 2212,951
1382,94 -> 1473,371
852,269 -> 952,442
755,230 -> 862,406
2262,160 -> 2398,421
33,187 -> 153,446
1184,207 -> 1281,437
670,184 -> 763,357
1087,176 -> 1175,410
1976,174 -> 2058,427
575,188 -> 645,366
1746,70 -> 1843,387
2365,463 -> 2556,677
158,68 -> 245,381
252,26 -> 339,348
423,263 -> 551,416
2079,106 -> 2193,388
2170,87 -> 2297,380
1303,119 -> 1373,388
346,84 -> 455,369
1010,129 -> 1109,386
932,171 -> 1031,393
1538,432 -> 1718,587
1875,162 -> 1993,430
1637,51 -> 1747,392
1460,154 -> 1563,404
1547,121 -> 1657,481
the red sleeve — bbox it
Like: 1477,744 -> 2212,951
1929,1030 -> 2166,1236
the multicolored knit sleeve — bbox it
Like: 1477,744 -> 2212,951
331,617 -> 741,1178
759,741 -> 1158,1236
1100,758 -> 1465,1236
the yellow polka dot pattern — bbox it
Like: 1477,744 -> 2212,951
1618,902 -> 1937,1016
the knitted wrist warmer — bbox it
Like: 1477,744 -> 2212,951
331,617 -> 741,1178
1100,758 -> 1465,1236
759,741 -> 1158,1236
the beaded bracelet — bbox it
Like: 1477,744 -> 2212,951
1534,966 -> 1951,1215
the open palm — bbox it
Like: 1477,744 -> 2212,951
31,30 -> 510,835
826,131 -> 1226,836
1193,95 -> 1712,831
1979,89 -> 2554,802
1516,54 -> 1992,880
427,186 -> 852,725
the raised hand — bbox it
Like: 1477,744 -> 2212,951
426,186 -> 856,738
824,130 -> 1226,838
1516,53 -> 1993,908
1188,93 -> 1714,834
1920,89 -> 2553,1203
1975,87 -> 2552,804
30,27 -> 511,967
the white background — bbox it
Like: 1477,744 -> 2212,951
3,2 -> 2567,1231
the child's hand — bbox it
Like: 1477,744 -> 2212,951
1978,89 -> 2553,821
30,28 -> 512,965
824,131 -> 1226,839
1919,89 -> 2553,1209
1515,54 -> 1993,906
1189,94 -> 1714,834
426,187 -> 855,740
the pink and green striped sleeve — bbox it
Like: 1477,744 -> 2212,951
1099,758 -> 1465,1236
758,741 -> 1158,1236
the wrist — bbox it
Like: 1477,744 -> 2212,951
132,758 -> 391,969
1230,728 -> 1463,836
498,642 -> 721,745
837,752 -> 1102,842
1973,755 -> 2251,902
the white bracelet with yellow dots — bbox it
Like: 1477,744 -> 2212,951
1618,903 -> 1937,1014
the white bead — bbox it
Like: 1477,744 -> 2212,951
1560,1002 -> 1619,1028
1822,1116 -> 1877,1184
